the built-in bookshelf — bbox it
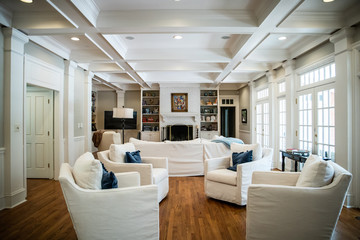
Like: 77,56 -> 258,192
200,89 -> 219,138
141,90 -> 160,141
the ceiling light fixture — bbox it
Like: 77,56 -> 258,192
71,37 -> 80,41
174,0 -> 181,2
323,0 -> 334,2
278,36 -> 287,41
221,36 -> 230,40
20,0 -> 33,3
125,36 -> 135,40
173,35 -> 183,40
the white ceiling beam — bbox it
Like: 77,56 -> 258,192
290,35 -> 330,59
97,10 -> 257,30
125,48 -> 231,62
213,0 -> 305,86
29,36 -> 71,60
70,0 -> 100,27
130,62 -> 224,72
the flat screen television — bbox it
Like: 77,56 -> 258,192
104,111 -> 137,129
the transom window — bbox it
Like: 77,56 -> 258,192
300,63 -> 335,87
257,88 -> 269,100
278,82 -> 286,93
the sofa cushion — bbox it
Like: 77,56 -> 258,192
73,152 -> 102,190
296,155 -> 335,187
227,150 -> 253,171
125,150 -> 142,163
152,168 -> 168,184
207,169 -> 237,186
101,163 -> 118,189
231,143 -> 262,161
109,143 -> 136,163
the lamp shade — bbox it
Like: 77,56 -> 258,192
113,108 -> 133,119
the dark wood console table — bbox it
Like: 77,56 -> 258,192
280,150 -> 309,172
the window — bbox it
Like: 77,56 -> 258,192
298,93 -> 313,152
317,89 -> 335,159
279,98 -> 286,151
257,88 -> 269,100
300,63 -> 335,87
278,82 -> 286,94
256,102 -> 270,148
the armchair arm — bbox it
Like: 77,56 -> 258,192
204,157 -> 231,173
142,157 -> 168,170
246,184 -> 347,240
61,180 -> 159,240
252,171 -> 300,186
103,161 -> 153,186
115,172 -> 140,188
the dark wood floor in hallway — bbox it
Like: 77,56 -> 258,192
0,177 -> 359,240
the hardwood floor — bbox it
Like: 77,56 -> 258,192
0,177 -> 359,240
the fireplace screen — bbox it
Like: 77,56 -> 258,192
166,125 -> 193,141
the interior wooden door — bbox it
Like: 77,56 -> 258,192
26,89 -> 54,179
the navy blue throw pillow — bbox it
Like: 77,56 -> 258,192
227,150 -> 253,171
101,163 -> 118,189
125,150 -> 142,163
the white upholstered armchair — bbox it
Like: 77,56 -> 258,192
98,145 -> 169,203
204,144 -> 273,206
246,160 -> 352,240
59,163 -> 159,240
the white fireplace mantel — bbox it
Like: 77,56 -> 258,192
160,112 -> 200,123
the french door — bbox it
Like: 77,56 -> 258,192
297,84 -> 335,159
256,102 -> 270,147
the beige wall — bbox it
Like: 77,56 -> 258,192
124,90 -> 141,130
96,91 -> 117,129
220,90 -> 239,95
239,85 -> 250,132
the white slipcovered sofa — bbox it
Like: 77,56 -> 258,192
246,156 -> 352,240
59,163 -> 159,240
97,131 -> 121,151
129,138 -> 231,176
98,143 -> 169,202
204,143 -> 273,205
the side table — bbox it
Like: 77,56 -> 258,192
280,150 -> 309,172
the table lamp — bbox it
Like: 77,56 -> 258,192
113,107 -> 133,144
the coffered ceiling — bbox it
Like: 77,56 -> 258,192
0,0 -> 359,90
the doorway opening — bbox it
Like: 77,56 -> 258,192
220,107 -> 236,137
26,85 -> 54,179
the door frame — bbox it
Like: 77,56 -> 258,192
219,95 -> 239,138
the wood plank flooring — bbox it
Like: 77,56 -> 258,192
0,177 -> 359,240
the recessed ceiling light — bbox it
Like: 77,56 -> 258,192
323,0 -> 334,2
174,0 -> 181,2
71,37 -> 80,41
125,36 -> 135,40
173,35 -> 183,40
20,0 -> 33,3
221,36 -> 230,39
278,36 -> 287,41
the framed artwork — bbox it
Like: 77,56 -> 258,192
241,109 -> 247,123
171,93 -> 188,112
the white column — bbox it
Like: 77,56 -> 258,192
282,60 -> 296,149
63,60 -> 77,165
84,71 -> 94,152
330,27 -> 355,207
2,28 -> 28,208
353,43 -> 360,208
248,81 -> 256,143
116,90 -> 125,108
266,70 -> 277,168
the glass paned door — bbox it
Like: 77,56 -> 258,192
256,102 -> 270,147
279,98 -> 286,151
297,85 -> 335,159
317,88 -> 335,159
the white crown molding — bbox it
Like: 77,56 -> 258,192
70,0 -> 100,27
290,35 -> 330,59
0,4 -> 12,27
29,36 -> 71,60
